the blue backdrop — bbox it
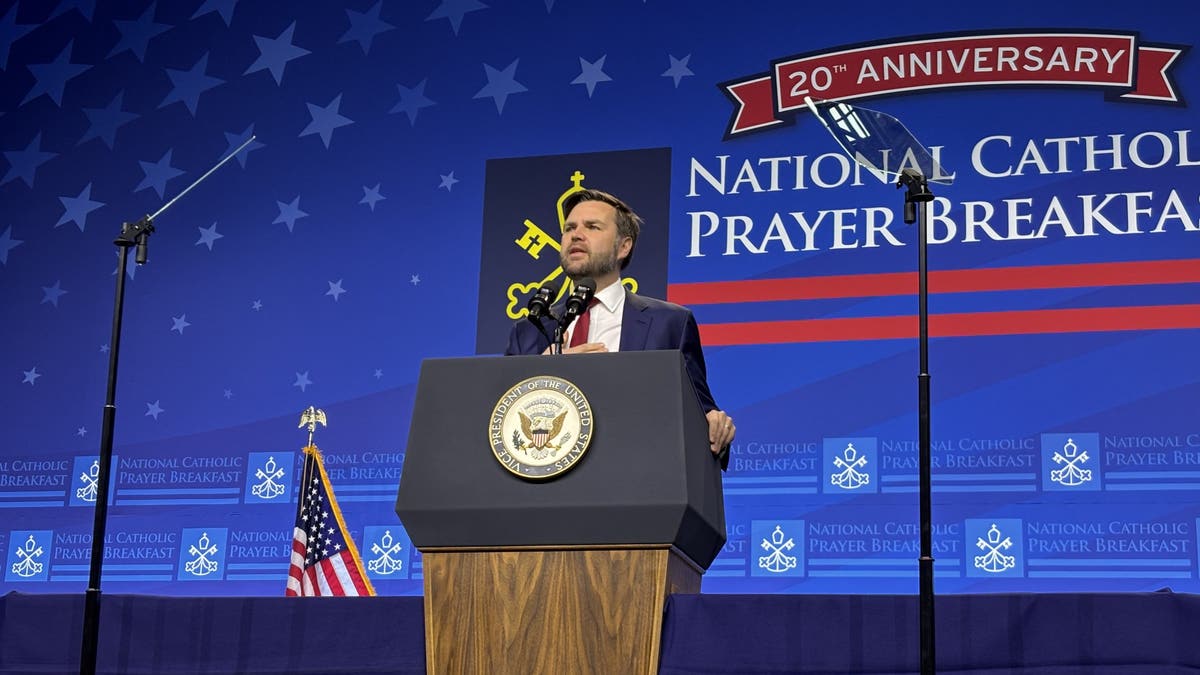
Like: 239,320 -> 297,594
1,0 -> 1198,597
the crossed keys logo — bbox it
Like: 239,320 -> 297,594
1050,437 -> 1093,487
831,443 -> 870,490
11,534 -> 45,578
974,524 -> 1017,574
504,170 -> 638,319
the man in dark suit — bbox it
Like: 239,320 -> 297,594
505,188 -> 735,466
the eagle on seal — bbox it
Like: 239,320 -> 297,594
519,411 -> 567,450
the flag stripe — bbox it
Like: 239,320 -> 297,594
698,304 -> 1200,345
669,258 -> 1200,306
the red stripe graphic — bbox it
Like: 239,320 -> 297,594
699,305 -> 1200,346
669,259 -> 1200,306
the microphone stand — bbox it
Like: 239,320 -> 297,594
78,136 -> 255,675
898,168 -> 936,675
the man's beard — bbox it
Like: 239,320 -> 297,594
562,242 -> 620,280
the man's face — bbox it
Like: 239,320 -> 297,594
560,200 -> 631,280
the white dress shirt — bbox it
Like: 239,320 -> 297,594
564,279 -> 625,352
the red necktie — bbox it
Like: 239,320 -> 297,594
568,298 -> 599,348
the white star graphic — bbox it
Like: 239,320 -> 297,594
196,223 -> 223,250
171,314 -> 191,333
41,280 -> 68,306
300,94 -> 354,149
390,79 -> 435,125
274,196 -> 308,233
360,184 -> 384,211
22,366 -> 41,385
662,54 -> 694,88
571,55 -> 612,97
410,274 -> 421,285
251,299 -> 263,311
77,426 -> 87,437
244,21 -> 310,85
326,279 -> 346,301
294,371 -> 313,392
0,226 -> 24,265
56,183 -> 105,232
426,0 -> 487,35
473,59 -> 526,114
145,400 -> 165,419
438,172 -> 458,191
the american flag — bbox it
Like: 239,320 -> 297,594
286,444 -> 374,597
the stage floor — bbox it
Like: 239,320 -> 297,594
3,591 -> 1198,673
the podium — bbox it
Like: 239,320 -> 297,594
396,351 -> 726,674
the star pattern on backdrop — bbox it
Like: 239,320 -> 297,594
3,133 -> 57,188
474,59 -> 526,114
662,53 -> 694,87
426,0 -> 487,35
360,184 -> 384,211
113,250 -> 137,280
79,92 -> 140,149
326,279 -> 346,301
159,52 -> 225,115
390,79 -> 435,125
196,223 -> 223,250
438,171 -> 458,191
77,426 -> 87,437
171,314 -> 191,333
293,371 -> 313,392
109,2 -> 172,62
191,0 -> 239,25
136,149 -> 185,198
145,400 -> 164,419
224,125 -> 264,167
48,0 -> 97,22
22,366 -> 41,385
1,5 -> 38,71
340,2 -> 394,54
245,21 -> 310,85
22,41 -> 92,107
41,281 -> 68,307
572,55 -> 612,97
300,94 -> 354,148
251,299 -> 263,311
56,183 -> 105,232
274,196 -> 308,232
0,226 -> 22,265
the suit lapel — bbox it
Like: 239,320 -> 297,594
620,289 -> 651,351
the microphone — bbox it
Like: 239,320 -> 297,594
526,280 -> 560,351
526,281 -> 559,323
560,278 -> 596,327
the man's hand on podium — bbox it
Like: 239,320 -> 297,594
706,409 -> 735,456
542,342 -> 609,354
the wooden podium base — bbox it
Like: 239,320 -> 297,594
421,547 -> 702,675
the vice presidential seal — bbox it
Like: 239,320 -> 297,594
489,375 -> 593,479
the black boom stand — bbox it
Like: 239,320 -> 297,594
805,98 -> 951,675
78,136 -> 255,675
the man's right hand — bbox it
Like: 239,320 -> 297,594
542,342 -> 608,355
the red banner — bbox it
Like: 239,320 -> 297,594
722,31 -> 1185,138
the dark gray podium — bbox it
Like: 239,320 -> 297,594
396,351 -> 726,675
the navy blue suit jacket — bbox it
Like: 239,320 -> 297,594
505,290 -> 728,468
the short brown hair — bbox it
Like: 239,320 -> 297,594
562,189 -> 642,270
